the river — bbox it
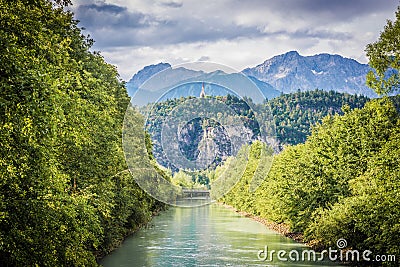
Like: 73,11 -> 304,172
100,202 -> 340,266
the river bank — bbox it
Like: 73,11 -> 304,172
100,201 -> 338,266
96,205 -> 168,261
218,202 -> 305,243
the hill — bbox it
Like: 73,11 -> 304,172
142,90 -> 370,170
268,89 -> 370,146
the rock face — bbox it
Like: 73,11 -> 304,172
142,95 -> 263,171
242,51 -> 378,97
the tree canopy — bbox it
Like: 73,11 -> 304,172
0,0 -> 166,265
213,96 -> 400,266
366,6 -> 400,95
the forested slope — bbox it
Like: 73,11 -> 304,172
212,96 -> 400,266
267,89 -> 369,145
0,1 -> 165,265
143,90 -> 369,171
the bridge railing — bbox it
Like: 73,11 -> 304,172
180,188 -> 211,199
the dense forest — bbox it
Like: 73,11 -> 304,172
143,90 -> 369,173
2,0 -> 400,266
211,96 -> 400,266
141,95 -> 260,172
0,0 -> 167,265
267,89 -> 369,145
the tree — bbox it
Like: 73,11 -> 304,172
0,0 -> 165,265
366,6 -> 400,95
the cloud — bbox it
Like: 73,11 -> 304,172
75,1 -> 271,48
198,56 -> 210,61
70,0 -> 399,80
158,0 -> 183,8
289,29 -> 352,40
83,2 -> 125,13
74,0 -> 397,48
74,1 -> 353,49
230,0 -> 397,23
75,2 -> 160,29
271,0 -> 396,19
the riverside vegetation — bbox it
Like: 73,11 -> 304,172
210,6 -> 400,265
1,0 -> 400,266
0,0 -> 168,265
211,96 -> 400,266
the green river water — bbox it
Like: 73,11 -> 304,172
100,202 -> 340,267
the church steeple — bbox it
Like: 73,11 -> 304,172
200,82 -> 206,98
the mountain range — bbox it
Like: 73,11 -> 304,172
126,51 -> 378,105
242,51 -> 375,96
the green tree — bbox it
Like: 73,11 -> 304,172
211,96 -> 399,266
0,0 -> 165,265
366,6 -> 400,95
172,170 -> 194,188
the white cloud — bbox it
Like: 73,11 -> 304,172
71,0 -> 399,81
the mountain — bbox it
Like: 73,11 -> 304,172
127,62 -> 171,90
126,63 -> 281,106
126,51 -> 381,104
126,63 -> 203,97
142,90 -> 370,171
242,51 -> 378,98
142,95 -> 260,171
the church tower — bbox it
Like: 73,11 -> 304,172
200,82 -> 206,98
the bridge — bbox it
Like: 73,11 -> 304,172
181,189 -> 210,199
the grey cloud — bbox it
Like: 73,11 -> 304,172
158,1 -> 183,8
285,0 -> 395,16
76,2 -> 268,48
198,56 -> 210,61
75,0 -> 397,50
75,3 -> 153,29
289,29 -> 352,40
88,20 -> 265,48
83,3 -> 125,13
243,0 -> 397,21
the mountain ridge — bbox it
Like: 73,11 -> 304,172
126,63 -> 281,105
242,51 -> 377,97
126,51 -> 379,103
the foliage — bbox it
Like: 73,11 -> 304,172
170,170 -> 207,189
266,89 -> 369,146
213,97 -> 400,266
366,6 -> 400,95
305,97 -> 400,260
143,90 -> 368,173
141,95 -> 260,171
210,141 -> 273,212
0,0 -> 165,265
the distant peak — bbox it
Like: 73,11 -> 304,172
258,51 -> 301,66
144,62 -> 171,70
128,62 -> 171,83
286,50 -> 300,55
209,69 -> 227,75
137,62 -> 171,74
241,51 -> 375,97
281,51 -> 301,59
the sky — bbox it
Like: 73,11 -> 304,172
70,0 -> 399,81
